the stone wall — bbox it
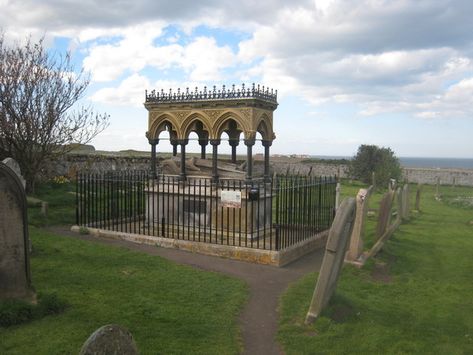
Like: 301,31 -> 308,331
270,161 -> 473,186
403,167 -> 473,186
51,154 -> 473,187
51,154 -> 151,178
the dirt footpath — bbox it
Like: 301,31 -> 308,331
49,227 -> 324,355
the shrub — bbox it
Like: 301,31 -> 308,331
0,293 -> 67,327
349,144 -> 402,188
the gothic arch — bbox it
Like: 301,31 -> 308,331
149,115 -> 179,140
213,111 -> 250,140
181,112 -> 212,140
256,114 -> 274,141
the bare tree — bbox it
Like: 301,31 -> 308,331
0,33 -> 109,192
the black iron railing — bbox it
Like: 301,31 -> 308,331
145,83 -> 278,105
76,172 -> 336,251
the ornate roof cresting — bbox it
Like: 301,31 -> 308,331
145,83 -> 278,105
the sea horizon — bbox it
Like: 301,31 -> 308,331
311,155 -> 473,170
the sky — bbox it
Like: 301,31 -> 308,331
1,0 -> 472,158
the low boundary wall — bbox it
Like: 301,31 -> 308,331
51,153 -> 473,187
71,225 -> 329,267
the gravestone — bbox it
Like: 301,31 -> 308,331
415,184 -> 422,211
2,158 -> 26,189
335,182 -> 341,210
346,186 -> 373,262
402,184 -> 410,220
306,197 -> 356,324
79,324 -> 139,355
375,191 -> 394,241
395,187 -> 402,225
435,177 -> 441,200
0,162 -> 35,301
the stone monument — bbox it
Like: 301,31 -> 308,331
305,197 -> 356,324
2,157 -> 26,189
345,186 -> 373,262
375,191 -> 394,241
0,161 -> 35,301
79,324 -> 139,355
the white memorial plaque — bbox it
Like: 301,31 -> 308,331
221,190 -> 242,208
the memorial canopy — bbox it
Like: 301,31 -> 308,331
144,84 -> 278,182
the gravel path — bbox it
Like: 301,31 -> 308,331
48,227 -> 324,355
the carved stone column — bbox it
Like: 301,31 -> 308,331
262,140 -> 272,182
210,139 -> 220,182
171,140 -> 178,157
199,139 -> 208,159
178,139 -> 188,181
148,138 -> 159,178
245,138 -> 255,183
229,139 -> 239,164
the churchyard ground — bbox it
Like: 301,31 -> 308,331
1,182 -> 248,354
278,183 -> 473,354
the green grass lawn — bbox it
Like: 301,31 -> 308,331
278,183 -> 473,354
0,227 -> 247,354
28,181 -> 76,227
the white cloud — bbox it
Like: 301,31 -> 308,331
181,37 -> 236,81
90,74 -> 151,107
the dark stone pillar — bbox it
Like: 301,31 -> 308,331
262,140 -> 272,182
229,139 -> 239,164
245,138 -> 255,183
171,141 -> 178,157
178,139 -> 188,181
148,138 -> 159,178
210,139 -> 220,182
199,139 -> 208,159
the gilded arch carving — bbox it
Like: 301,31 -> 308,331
213,111 -> 250,140
149,114 -> 180,140
255,113 -> 274,141
181,112 -> 212,140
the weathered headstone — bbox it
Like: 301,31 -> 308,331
402,184 -> 410,220
305,197 -> 356,324
435,177 -> 441,200
2,158 -> 26,189
388,178 -> 397,193
41,201 -> 49,217
335,182 -> 341,210
375,191 -> 394,241
415,184 -> 422,211
345,186 -> 373,262
79,324 -> 139,355
395,187 -> 402,225
366,188 -> 402,259
0,162 -> 35,301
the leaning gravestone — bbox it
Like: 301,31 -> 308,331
402,184 -> 410,220
0,161 -> 35,301
346,186 -> 373,262
79,324 -> 139,355
374,191 -> 394,241
305,197 -> 356,324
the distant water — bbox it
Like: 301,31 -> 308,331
311,155 -> 473,170
398,157 -> 473,170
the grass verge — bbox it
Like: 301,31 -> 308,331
0,228 -> 248,354
278,183 -> 473,354
27,181 -> 76,227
